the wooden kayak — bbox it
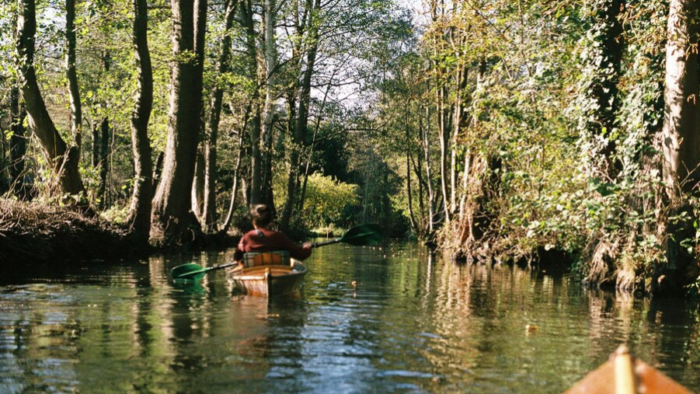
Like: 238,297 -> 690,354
563,345 -> 693,394
227,259 -> 307,297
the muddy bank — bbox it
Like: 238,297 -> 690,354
0,199 -> 132,266
0,199 -> 239,270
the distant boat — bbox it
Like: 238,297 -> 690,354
227,257 -> 307,297
563,345 -> 693,394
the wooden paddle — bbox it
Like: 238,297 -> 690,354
170,223 -> 382,281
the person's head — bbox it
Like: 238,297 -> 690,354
251,204 -> 273,228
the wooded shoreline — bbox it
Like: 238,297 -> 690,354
3,0 -> 700,298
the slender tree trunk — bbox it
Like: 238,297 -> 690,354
9,86 -> 28,198
406,118 -> 417,234
280,0 -> 320,232
16,0 -> 86,202
150,0 -> 208,246
93,51 -> 112,208
261,0 -> 277,209
97,117 -> 109,207
261,118 -> 276,210
415,145 -> 425,228
126,0 -> 154,244
66,0 -> 82,152
221,120 -> 247,233
249,108 -> 263,206
297,69 -> 335,214
450,64 -> 468,215
242,0 -> 263,206
438,83 -> 450,223
202,0 -> 238,232
92,122 -> 100,168
423,107 -> 435,233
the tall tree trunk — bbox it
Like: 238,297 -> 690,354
430,0 -> 450,224
406,109 -> 417,234
414,143 -> 425,229
93,51 -> 112,209
456,59 -> 496,252
97,117 -> 109,208
652,0 -> 700,296
423,107 -> 435,234
221,117 -> 247,233
16,0 -> 86,202
92,122 -> 100,168
150,0 -> 208,246
241,0 -> 263,207
202,0 -> 238,232
261,117 -> 276,210
297,65 -> 335,215
66,0 -> 82,152
662,0 -> 700,194
450,64 -> 468,215
9,86 -> 28,198
260,0 -> 277,210
280,0 -> 320,232
126,0 -> 154,244
438,81 -> 450,224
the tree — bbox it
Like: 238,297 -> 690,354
15,0 -> 87,204
198,0 -> 239,232
279,0 -> 321,232
653,0 -> 700,295
9,85 -> 28,199
662,0 -> 700,195
240,0 -> 264,207
126,0 -> 154,244
150,0 -> 208,246
65,0 -> 82,153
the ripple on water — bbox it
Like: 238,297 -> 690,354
1,244 -> 700,394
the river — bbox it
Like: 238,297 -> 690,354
0,242 -> 699,393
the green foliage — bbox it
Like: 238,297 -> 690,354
3,0 -> 698,294
276,172 -> 359,230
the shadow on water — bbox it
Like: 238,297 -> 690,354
0,243 -> 699,394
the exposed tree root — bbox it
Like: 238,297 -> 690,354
581,236 -> 619,289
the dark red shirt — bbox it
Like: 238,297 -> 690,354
236,228 -> 312,261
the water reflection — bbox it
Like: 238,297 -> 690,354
0,244 -> 699,393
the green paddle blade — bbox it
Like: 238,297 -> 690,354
339,223 -> 382,246
171,263 -> 208,281
171,261 -> 239,281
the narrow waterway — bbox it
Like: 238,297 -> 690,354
0,242 -> 699,393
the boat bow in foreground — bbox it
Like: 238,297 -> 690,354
563,345 -> 692,394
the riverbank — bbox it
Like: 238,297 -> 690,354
0,199 -> 131,265
0,199 -> 240,268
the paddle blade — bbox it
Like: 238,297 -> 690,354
339,224 -> 383,246
171,263 -> 207,280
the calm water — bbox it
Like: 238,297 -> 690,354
1,242 -> 699,393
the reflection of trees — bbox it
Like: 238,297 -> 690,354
2,243 -> 700,392
396,249 -> 700,392
0,252 -> 226,393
